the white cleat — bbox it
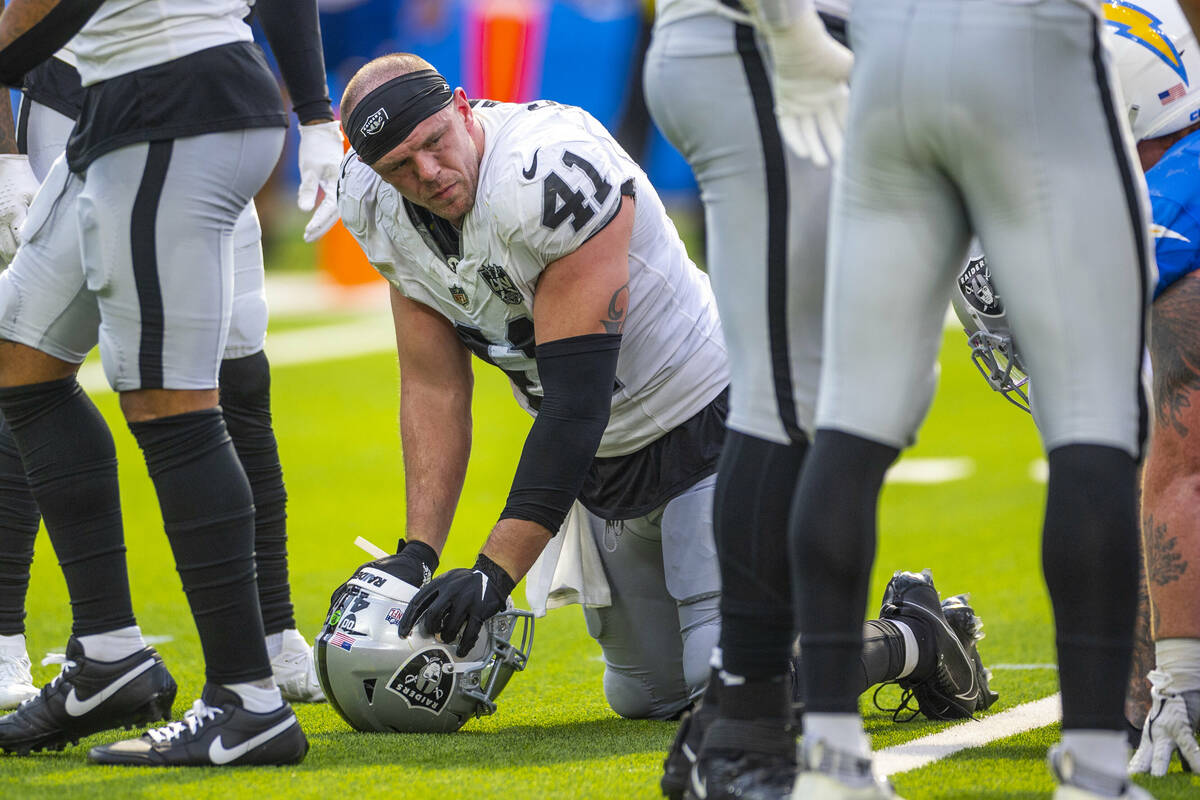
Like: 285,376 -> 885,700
1049,745 -> 1156,800
270,629 -> 325,703
791,739 -> 904,800
0,637 -> 38,710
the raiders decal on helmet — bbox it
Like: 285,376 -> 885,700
480,265 -> 523,305
386,648 -> 456,715
958,255 -> 1004,317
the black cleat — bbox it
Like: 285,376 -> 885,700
684,718 -> 796,800
940,593 -> 998,714
88,683 -> 308,766
879,569 -> 986,720
0,637 -> 176,755
662,700 -> 715,800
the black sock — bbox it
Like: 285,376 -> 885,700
130,408 -> 270,684
715,431 -> 807,680
718,672 -> 791,721
859,618 -> 910,689
1044,444 -> 1139,731
220,352 -> 294,634
0,378 -> 135,636
789,430 -> 898,713
0,414 -> 40,636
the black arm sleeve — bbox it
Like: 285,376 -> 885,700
499,333 -> 622,533
251,0 -> 332,123
0,0 -> 104,87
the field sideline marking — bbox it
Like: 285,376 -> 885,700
876,693 -> 1061,778
886,458 -> 975,484
77,314 -> 395,395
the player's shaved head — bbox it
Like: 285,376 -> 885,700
340,53 -> 437,122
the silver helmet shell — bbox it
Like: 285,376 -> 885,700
314,566 -> 534,733
951,246 -> 1031,413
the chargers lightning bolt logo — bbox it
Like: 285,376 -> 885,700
1105,1 -> 1189,86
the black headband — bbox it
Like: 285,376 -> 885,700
346,70 -> 454,165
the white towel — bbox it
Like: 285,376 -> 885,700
523,501 -> 612,616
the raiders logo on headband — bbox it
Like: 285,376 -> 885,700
360,108 -> 389,137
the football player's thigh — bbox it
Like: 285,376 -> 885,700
224,202 -> 267,361
582,510 -> 692,719
645,14 -> 825,444
0,158 -> 98,364
815,6 -> 970,446
22,100 -> 73,182
957,1 -> 1147,456
78,129 -> 284,391
659,474 -> 720,692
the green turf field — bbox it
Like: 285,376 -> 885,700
2,303 -> 1197,799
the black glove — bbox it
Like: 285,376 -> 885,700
396,554 -> 516,657
328,538 -> 439,612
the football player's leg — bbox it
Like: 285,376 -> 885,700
1139,272 -> 1200,729
582,505 -> 707,721
220,203 -> 321,702
81,129 -> 286,702
953,0 -> 1146,781
19,99 -> 74,183
0,161 -> 179,752
793,0 -> 971,767
0,414 -> 40,709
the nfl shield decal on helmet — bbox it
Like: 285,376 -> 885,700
449,285 -> 470,307
387,648 -> 456,714
480,265 -> 524,304
957,255 -> 1003,316
360,107 -> 389,137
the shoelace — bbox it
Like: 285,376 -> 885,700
16,653 -> 74,708
145,699 -> 223,743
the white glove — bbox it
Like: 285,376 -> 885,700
297,120 -> 345,243
0,154 -> 39,266
757,7 -> 853,168
1129,670 -> 1200,776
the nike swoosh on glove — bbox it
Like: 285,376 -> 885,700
327,538 -> 439,613
1129,669 -> 1200,776
0,154 -> 38,265
297,120 -> 345,243
396,554 -> 516,658
753,5 -> 852,169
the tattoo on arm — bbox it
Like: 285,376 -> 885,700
601,282 -> 628,335
1144,513 -> 1188,587
1149,276 -> 1200,438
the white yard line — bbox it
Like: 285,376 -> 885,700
885,458 -> 975,484
77,313 -> 395,395
876,693 -> 1061,778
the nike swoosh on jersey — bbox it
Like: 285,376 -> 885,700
64,658 -> 156,717
522,149 -> 539,180
1151,223 -> 1192,242
208,717 -> 298,765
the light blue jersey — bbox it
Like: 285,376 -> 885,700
1147,128 -> 1200,299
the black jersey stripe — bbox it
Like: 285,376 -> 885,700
130,140 -> 173,390
1091,19 -> 1150,458
734,22 -> 804,443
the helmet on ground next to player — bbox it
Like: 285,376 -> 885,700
951,247 -> 1030,413
314,565 -> 534,733
1104,0 -> 1200,141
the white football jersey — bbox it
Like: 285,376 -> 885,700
340,100 -> 729,457
71,0 -> 253,86
655,0 -> 849,27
